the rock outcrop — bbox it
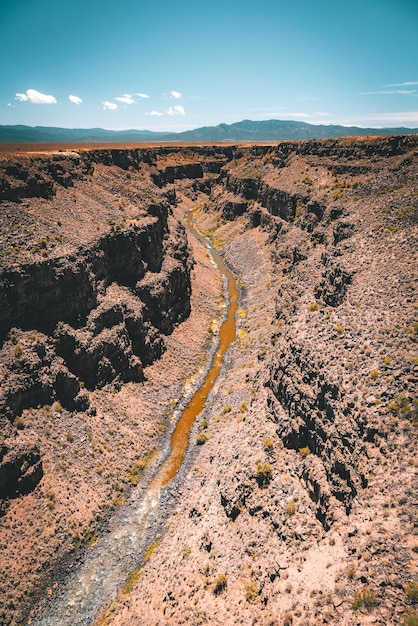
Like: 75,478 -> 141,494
0,150 -> 195,510
0,436 -> 43,503
266,340 -> 367,528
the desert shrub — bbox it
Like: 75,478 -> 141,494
196,432 -> 208,445
402,608 -> 418,626
351,587 -> 378,609
346,564 -> 356,580
285,499 -> 297,516
388,393 -> 418,424
47,490 -> 56,510
123,568 -> 141,595
295,200 -> 305,218
262,437 -> 274,452
126,448 -> 157,485
404,322 -> 418,339
8,328 -> 18,343
283,612 -> 293,626
213,573 -> 227,595
144,538 -> 161,561
14,344 -> 23,358
405,581 -> 418,604
308,302 -> 321,312
369,368 -> 379,380
181,545 -> 191,557
298,446 -> 310,457
127,460 -> 148,485
255,461 -> 273,488
14,416 -> 25,430
245,581 -> 259,603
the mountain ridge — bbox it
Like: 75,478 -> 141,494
1,118 -> 418,143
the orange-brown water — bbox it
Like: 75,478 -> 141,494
154,209 -> 239,487
34,206 -> 239,626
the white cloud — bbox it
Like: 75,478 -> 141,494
115,94 -> 135,104
360,90 -> 416,96
147,110 -> 164,116
69,94 -> 83,105
166,105 -> 185,116
15,89 -> 57,104
102,101 -> 118,110
385,81 -> 418,87
170,90 -> 181,99
359,111 -> 418,125
114,93 -> 149,104
287,112 -> 313,118
248,108 -> 336,124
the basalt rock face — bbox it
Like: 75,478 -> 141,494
0,255 -> 96,338
203,133 -> 418,530
0,208 -> 191,388
0,436 -> 43,504
0,153 -> 94,202
314,252 -> 353,307
266,341 -> 367,528
225,171 -> 306,221
0,149 -> 196,509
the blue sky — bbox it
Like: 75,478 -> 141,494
0,0 -> 417,131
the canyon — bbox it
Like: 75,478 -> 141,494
0,136 -> 417,625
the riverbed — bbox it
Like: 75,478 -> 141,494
32,206 -> 239,626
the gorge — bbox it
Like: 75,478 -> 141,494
0,136 -> 417,625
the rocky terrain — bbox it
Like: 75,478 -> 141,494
0,136 -> 417,625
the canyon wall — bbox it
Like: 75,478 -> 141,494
0,148 -> 208,506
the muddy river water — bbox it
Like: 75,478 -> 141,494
33,208 -> 239,626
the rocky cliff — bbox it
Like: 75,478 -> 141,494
204,135 -> 417,531
0,149 -> 199,508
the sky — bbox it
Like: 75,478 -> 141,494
0,0 -> 417,131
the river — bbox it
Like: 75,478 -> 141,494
32,206 -> 239,626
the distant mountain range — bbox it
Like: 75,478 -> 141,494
1,119 -> 418,143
